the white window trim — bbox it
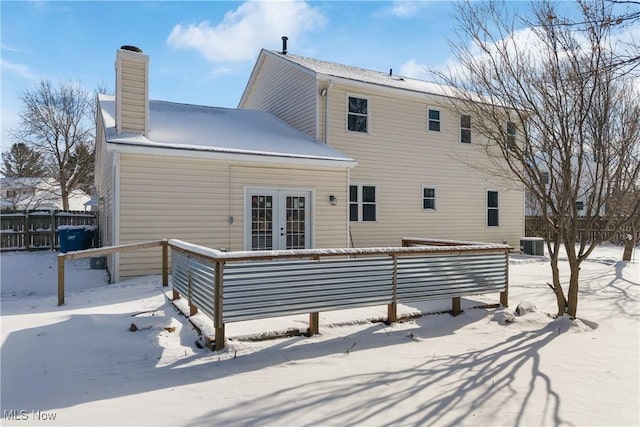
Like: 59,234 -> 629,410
486,189 -> 500,228
346,94 -> 370,134
422,185 -> 437,211
427,107 -> 441,132
349,183 -> 378,222
243,186 -> 314,251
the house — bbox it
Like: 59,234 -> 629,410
0,177 -> 91,211
95,46 -> 356,281
525,158 -> 607,217
238,42 -> 525,249
96,44 -> 525,282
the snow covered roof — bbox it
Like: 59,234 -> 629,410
266,50 -> 458,99
97,95 -> 355,168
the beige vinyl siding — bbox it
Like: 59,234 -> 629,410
240,54 -> 317,139
326,83 -> 524,247
117,57 -> 147,135
95,111 -> 116,275
116,154 -> 349,278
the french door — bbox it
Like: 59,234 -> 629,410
246,189 -> 311,251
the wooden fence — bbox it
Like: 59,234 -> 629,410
0,210 -> 97,251
525,216 -> 636,244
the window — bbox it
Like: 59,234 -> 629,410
347,96 -> 368,132
422,186 -> 436,210
428,108 -> 440,132
460,114 -> 471,143
487,190 -> 499,227
6,190 -> 17,198
506,121 -> 516,148
541,171 -> 549,185
576,201 -> 584,212
349,184 -> 376,221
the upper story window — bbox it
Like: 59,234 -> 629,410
576,201 -> 585,212
487,190 -> 499,227
541,171 -> 549,185
506,121 -> 516,148
422,186 -> 436,210
460,114 -> 471,143
428,108 -> 440,132
347,96 -> 368,133
350,184 -> 376,221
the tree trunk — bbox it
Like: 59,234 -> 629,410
566,259 -> 581,318
623,236 -> 634,261
61,189 -> 69,211
550,253 -> 567,316
623,220 -> 638,262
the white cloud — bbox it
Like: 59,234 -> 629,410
388,1 -> 420,18
399,59 -> 429,80
1,60 -> 38,80
167,0 -> 325,63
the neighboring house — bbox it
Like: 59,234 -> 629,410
95,46 -> 356,281
524,158 -> 607,217
239,45 -> 525,249
0,177 -> 91,211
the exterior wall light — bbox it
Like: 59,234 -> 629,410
329,195 -> 337,205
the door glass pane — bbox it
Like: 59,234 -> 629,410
286,196 -> 306,249
251,195 -> 273,250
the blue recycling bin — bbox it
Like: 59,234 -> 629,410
58,227 -> 93,253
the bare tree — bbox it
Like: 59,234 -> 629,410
10,80 -> 94,210
437,0 -> 640,317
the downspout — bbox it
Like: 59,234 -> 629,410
324,81 -> 333,144
113,153 -> 121,283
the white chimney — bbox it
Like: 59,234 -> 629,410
115,45 -> 149,136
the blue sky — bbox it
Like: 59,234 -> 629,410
0,0 -> 479,151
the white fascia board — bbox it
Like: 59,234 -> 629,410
264,50 -> 317,77
105,141 -> 357,169
238,49 -> 267,108
314,73 -> 449,103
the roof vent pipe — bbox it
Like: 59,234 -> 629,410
281,36 -> 288,55
389,68 -> 392,76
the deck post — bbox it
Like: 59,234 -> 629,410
451,297 -> 461,316
172,289 -> 180,300
387,254 -> 398,323
57,255 -> 65,306
214,261 -> 225,351
387,302 -> 397,323
162,240 -> 168,287
500,251 -> 509,307
309,312 -> 320,335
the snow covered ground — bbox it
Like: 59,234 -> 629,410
1,245 -> 638,426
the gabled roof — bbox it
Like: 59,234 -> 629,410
97,94 -> 356,168
261,50 -> 458,98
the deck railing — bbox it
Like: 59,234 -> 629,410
169,238 -> 510,350
56,238 -> 509,350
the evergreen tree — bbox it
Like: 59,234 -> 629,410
1,142 -> 45,177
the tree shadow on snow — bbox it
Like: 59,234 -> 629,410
182,310 -> 575,427
1,302 -> 572,426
